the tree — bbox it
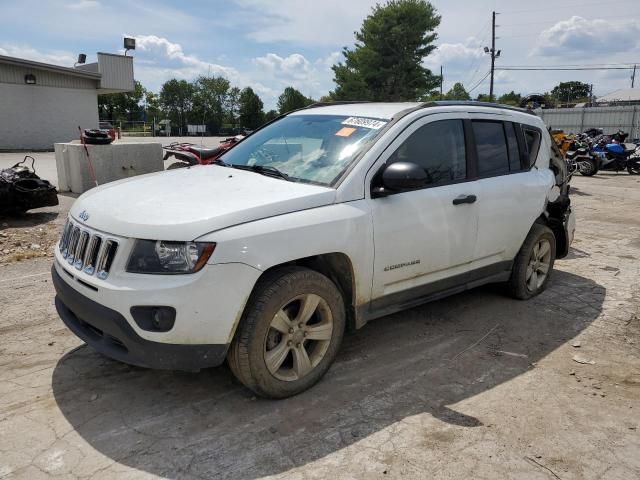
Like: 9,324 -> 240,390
144,91 -> 163,122
277,87 -> 313,114
550,81 -> 591,104
159,79 -> 195,134
238,87 -> 265,129
444,82 -> 470,101
264,110 -> 279,123
225,87 -> 241,127
98,80 -> 146,122
497,91 -> 521,106
475,93 -> 491,102
192,76 -> 230,133
331,0 -> 441,101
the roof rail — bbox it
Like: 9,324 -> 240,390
422,100 -> 536,116
306,100 -> 372,108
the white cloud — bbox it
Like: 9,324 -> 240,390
231,0 -> 376,46
66,0 -> 100,9
534,16 -> 640,57
0,44 -> 76,66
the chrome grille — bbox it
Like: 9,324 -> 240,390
58,219 -> 119,279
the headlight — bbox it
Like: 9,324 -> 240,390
126,240 -> 216,274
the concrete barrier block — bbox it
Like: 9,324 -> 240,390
54,142 -> 163,194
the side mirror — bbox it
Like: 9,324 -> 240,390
372,162 -> 427,197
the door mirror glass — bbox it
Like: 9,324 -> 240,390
374,162 -> 427,196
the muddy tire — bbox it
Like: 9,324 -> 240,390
507,224 -> 556,300
227,267 -> 346,399
167,162 -> 189,170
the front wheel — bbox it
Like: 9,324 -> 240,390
227,267 -> 346,398
627,159 -> 640,175
507,224 -> 556,300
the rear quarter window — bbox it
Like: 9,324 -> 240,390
522,127 -> 542,167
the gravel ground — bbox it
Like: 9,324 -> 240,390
0,172 -> 639,480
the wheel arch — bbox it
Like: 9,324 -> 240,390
535,214 -> 568,259
252,252 -> 359,332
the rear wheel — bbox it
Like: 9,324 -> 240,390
507,224 -> 556,300
227,267 -> 346,398
578,158 -> 598,176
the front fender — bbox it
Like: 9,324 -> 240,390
196,201 -> 374,304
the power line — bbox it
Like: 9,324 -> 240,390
468,70 -> 491,94
499,0 -> 637,15
497,66 -> 635,71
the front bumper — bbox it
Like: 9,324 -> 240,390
53,266 -> 228,370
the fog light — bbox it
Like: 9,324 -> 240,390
130,306 -> 176,332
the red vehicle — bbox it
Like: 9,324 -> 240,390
163,136 -> 245,170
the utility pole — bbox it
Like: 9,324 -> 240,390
485,11 -> 500,102
440,65 -> 443,100
632,65 -> 636,88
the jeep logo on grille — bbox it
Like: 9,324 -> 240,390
79,210 -> 90,222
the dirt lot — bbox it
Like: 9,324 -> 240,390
1,173 -> 639,480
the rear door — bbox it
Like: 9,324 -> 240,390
471,119 -> 551,265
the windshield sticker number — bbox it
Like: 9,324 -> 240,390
335,127 -> 357,137
342,117 -> 387,130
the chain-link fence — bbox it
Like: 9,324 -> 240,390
539,106 -> 640,140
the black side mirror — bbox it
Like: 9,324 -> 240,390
372,162 -> 427,197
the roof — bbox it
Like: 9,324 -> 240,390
0,54 -> 101,80
596,88 -> 640,103
293,100 -> 535,120
292,102 -> 422,119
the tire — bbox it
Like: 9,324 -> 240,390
227,267 -> 346,398
167,162 -> 189,170
627,159 -> 640,175
507,224 -> 556,300
579,158 -> 598,176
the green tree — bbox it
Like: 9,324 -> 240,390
238,87 -> 265,129
192,76 -> 230,133
225,87 -> 241,127
475,93 -> 491,102
98,80 -> 146,122
550,81 -> 591,103
444,82 -> 470,101
277,86 -> 313,114
159,79 -> 195,134
144,91 -> 163,122
331,0 -> 441,101
264,110 -> 279,122
497,91 -> 521,106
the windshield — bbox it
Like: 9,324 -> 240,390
219,114 -> 388,186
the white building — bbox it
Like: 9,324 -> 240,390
0,53 -> 134,150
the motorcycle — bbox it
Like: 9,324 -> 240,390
590,134 -> 640,175
551,130 -> 597,177
162,135 -> 245,170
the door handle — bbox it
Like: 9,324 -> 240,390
452,194 -> 477,205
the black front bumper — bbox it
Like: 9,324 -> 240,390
52,265 -> 229,371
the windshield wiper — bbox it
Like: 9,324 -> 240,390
230,164 -> 290,181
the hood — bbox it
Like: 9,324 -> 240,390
70,165 -> 336,240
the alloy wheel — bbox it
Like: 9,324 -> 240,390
526,239 -> 552,291
264,293 -> 334,381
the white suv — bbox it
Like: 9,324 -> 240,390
52,101 -> 575,398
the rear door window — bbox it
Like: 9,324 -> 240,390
504,122 -> 522,171
472,121 -> 509,176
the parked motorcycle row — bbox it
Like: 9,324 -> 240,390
552,128 -> 640,177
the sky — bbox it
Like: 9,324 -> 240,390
1,0 -> 639,109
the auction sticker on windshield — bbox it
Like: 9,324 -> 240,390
342,117 -> 387,130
